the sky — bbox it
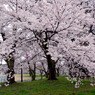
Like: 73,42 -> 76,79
0,59 -> 7,65
0,34 -> 3,42
0,34 -> 6,64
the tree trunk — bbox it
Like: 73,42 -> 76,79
45,72 -> 48,78
6,59 -> 15,84
40,70 -> 43,79
47,55 -> 57,80
29,66 -> 32,76
31,74 -> 36,81
7,69 -> 15,83
28,63 -> 36,81
56,67 -> 60,77
42,32 -> 57,80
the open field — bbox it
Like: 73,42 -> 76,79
0,74 -> 31,82
15,74 -> 44,82
0,74 -> 44,83
0,76 -> 95,95
15,74 -> 31,82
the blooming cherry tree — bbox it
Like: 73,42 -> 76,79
0,0 -> 94,81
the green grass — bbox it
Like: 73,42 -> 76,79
0,76 -> 95,95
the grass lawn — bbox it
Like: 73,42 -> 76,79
0,76 -> 95,95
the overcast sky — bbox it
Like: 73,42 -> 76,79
0,59 -> 7,64
0,34 -> 7,64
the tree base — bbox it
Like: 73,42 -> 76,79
48,78 -> 58,80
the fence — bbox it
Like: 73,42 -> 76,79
60,72 -> 69,75
0,76 -> 7,83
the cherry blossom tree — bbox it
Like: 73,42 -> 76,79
0,23 -> 17,84
0,0 -> 94,81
